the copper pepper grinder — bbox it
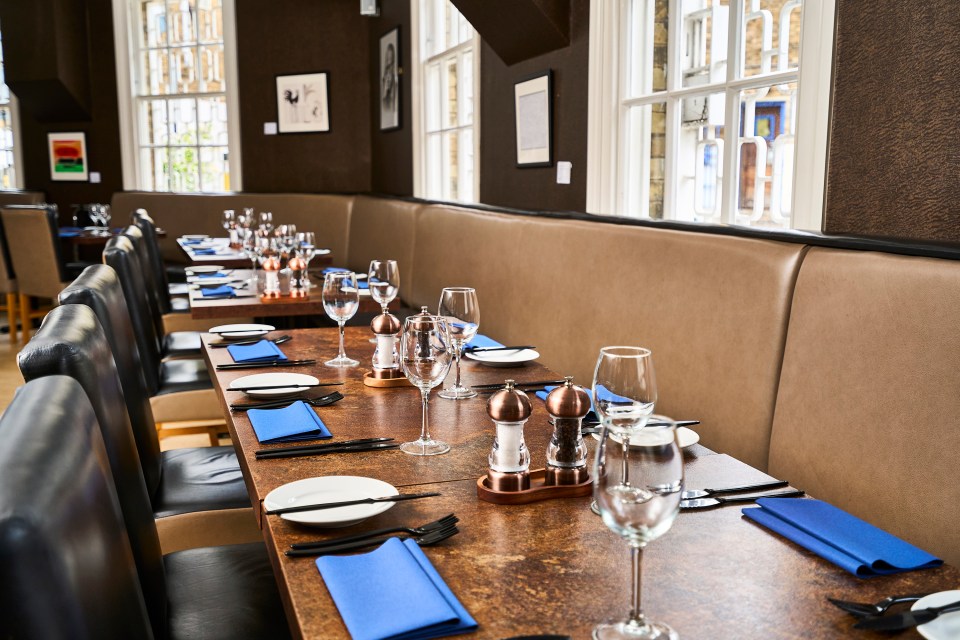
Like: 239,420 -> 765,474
486,380 -> 532,491
370,312 -> 401,377
544,376 -> 590,485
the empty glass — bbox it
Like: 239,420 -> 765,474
296,232 -> 318,288
368,259 -> 400,314
593,347 -> 658,434
400,314 -> 453,455
259,211 -> 274,234
322,271 -> 360,367
593,422 -> 683,639
437,287 -> 479,400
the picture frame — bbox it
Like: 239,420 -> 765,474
379,27 -> 401,131
276,72 -> 330,134
48,132 -> 89,181
514,70 -> 553,167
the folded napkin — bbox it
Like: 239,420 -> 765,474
465,334 -> 503,350
248,401 -> 331,443
181,238 -> 204,245
226,339 -> 288,363
742,498 -> 943,578
201,285 -> 236,297
323,267 -> 368,289
58,229 -> 82,237
192,248 -> 217,255
317,537 -> 477,640
196,271 -> 228,278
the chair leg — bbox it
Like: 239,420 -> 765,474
6,293 -> 16,345
18,294 -> 30,347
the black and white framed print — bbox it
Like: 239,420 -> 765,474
514,70 -> 553,167
276,72 -> 330,134
379,27 -> 401,131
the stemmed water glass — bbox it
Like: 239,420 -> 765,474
222,209 -> 235,233
592,421 -> 683,639
321,271 -> 360,367
399,314 -> 454,455
437,287 -> 479,400
592,347 -> 658,434
296,232 -> 318,287
259,211 -> 274,235
368,260 -> 399,315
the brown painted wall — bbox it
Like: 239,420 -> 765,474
368,0 -> 413,197
823,1 -> 960,243
478,0 -> 589,213
235,0 -> 372,193
16,0 -> 123,217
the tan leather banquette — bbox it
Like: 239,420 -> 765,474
110,191 -> 960,565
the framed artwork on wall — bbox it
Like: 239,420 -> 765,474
276,72 -> 330,133
379,27 -> 401,131
514,70 -> 553,167
48,132 -> 89,181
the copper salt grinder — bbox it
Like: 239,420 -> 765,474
544,376 -> 590,485
370,312 -> 401,376
486,380 -> 532,491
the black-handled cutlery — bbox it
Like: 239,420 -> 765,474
681,480 -> 789,501
679,489 -> 804,510
216,359 -> 316,371
464,345 -> 536,353
255,438 -> 396,460
828,593 -> 928,618
853,600 -> 960,631
580,420 -> 701,435
228,381 -> 344,392
290,514 -> 458,551
471,379 -> 566,390
230,391 -> 344,411
285,522 -> 459,557
209,335 -> 291,349
265,491 -> 440,516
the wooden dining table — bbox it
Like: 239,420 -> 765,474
202,327 -> 959,639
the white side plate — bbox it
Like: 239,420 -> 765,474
463,348 -> 539,368
208,323 -> 275,339
264,476 -> 399,527
228,372 -> 319,398
914,591 -> 960,640
186,265 -> 225,274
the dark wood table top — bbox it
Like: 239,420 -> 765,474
189,271 -> 385,319
203,328 -> 959,639
59,227 -> 167,245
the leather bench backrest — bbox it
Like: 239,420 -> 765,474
768,247 -> 960,565
346,195 -> 420,283
111,191 -> 354,264
411,204 -> 805,470
0,190 -> 45,207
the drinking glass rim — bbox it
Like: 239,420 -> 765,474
440,286 -> 476,293
323,271 -> 356,281
598,346 -> 652,358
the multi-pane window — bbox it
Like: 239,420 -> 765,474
416,0 -> 478,203
0,25 -> 19,190
132,0 -> 232,192
591,0 -> 829,230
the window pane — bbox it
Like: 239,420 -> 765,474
141,49 -> 170,95
628,0 -> 669,97
442,130 -> 459,201
139,99 -> 169,145
167,0 -> 197,45
198,96 -> 227,144
742,0 -> 802,78
425,133 -> 442,198
141,0 -> 167,47
623,102 -> 667,219
680,0 -> 729,89
677,93 -> 725,222
199,146 -> 229,192
737,81 -> 796,227
140,147 -> 170,191
458,127 -> 474,202
168,98 -> 197,145
170,47 -> 199,93
197,0 -> 222,43
444,56 -> 458,129
169,147 -> 199,192
459,50 -> 473,126
425,62 -> 441,132
198,44 -> 225,92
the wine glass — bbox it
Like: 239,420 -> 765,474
593,347 -> 657,434
592,421 -> 683,639
296,232 -> 317,288
437,287 -> 479,400
259,211 -> 274,234
399,314 -> 453,455
322,271 -> 360,367
368,260 -> 399,315
222,209 -> 235,233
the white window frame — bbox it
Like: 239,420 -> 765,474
410,0 -> 481,203
586,0 -> 834,231
112,0 -> 243,192
0,23 -> 24,190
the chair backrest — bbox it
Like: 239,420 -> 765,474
0,376 -> 155,639
59,264 -> 162,496
17,305 -> 168,633
0,207 -> 16,291
103,234 -> 164,393
0,205 -> 67,298
122,224 -> 167,340
133,208 -> 173,313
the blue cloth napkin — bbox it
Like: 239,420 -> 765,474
742,498 -> 942,578
201,285 -> 235,297
323,267 -> 369,289
317,537 -> 478,640
226,339 -> 288,363
192,248 -> 217,255
197,271 -> 228,278
181,238 -> 205,245
248,401 -> 332,443
465,334 -> 503,350
59,229 -> 82,237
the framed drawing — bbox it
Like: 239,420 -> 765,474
48,132 -> 88,181
514,70 -> 552,167
379,27 -> 401,131
276,72 -> 330,134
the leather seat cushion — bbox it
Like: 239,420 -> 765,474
158,358 -> 212,393
165,542 -> 291,640
163,330 -> 202,356
154,446 -> 249,518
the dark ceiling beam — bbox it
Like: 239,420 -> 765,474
450,0 -> 570,65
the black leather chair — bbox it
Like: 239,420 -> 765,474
133,208 -> 191,306
123,223 -> 201,357
18,304 -> 251,523
0,376 -> 291,640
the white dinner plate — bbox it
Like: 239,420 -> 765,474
263,476 -> 399,527
186,265 -> 225,274
590,415 -> 700,449
188,276 -> 234,286
463,348 -> 539,367
208,323 -> 275,339
228,372 -> 319,398
913,591 -> 960,640
182,234 -> 210,240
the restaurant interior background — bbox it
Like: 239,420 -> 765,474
0,0 -> 956,245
